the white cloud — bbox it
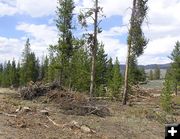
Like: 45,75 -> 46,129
16,0 -> 57,17
15,23 -> 58,58
0,0 -> 180,65
0,2 -> 17,17
0,0 -> 57,17
138,56 -> 171,65
101,26 -> 128,37
0,22 -> 59,63
0,36 -> 50,63
98,32 -> 127,64
16,23 -> 58,44
100,0 -> 131,18
144,36 -> 180,56
0,37 -> 22,63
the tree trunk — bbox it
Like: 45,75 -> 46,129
122,44 -> 131,105
90,55 -> 95,98
122,0 -> 136,105
90,0 -> 98,98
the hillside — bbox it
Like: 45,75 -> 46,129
120,63 -> 170,78
120,63 -> 171,71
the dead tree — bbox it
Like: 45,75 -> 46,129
78,0 -> 104,98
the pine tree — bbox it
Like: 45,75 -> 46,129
2,61 -> 11,87
20,39 -> 39,85
154,65 -> 160,80
47,46 -> 57,82
139,67 -> 146,82
42,56 -> 49,83
16,62 -> 21,86
169,41 -> 180,96
20,39 -> 31,85
48,58 -> 56,83
108,58 -> 122,99
10,59 -> 19,87
50,0 -> 75,86
106,58 -> 113,84
71,47 -> 90,92
23,52 -> 39,83
95,44 -> 108,96
160,72 -> 173,113
128,56 -> 139,84
123,0 -> 148,105
149,69 -> 153,80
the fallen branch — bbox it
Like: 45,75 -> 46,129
47,116 -> 62,128
0,112 -> 17,117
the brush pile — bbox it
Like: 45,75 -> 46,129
19,81 -> 61,100
19,81 -> 110,117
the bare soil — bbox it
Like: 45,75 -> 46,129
0,88 -> 179,139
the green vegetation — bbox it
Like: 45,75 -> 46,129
160,73 -> 173,113
148,65 -> 161,80
108,57 -> 122,98
160,41 -> 180,113
154,65 -> 161,80
149,69 -> 154,80
169,41 -> 180,95
0,0 -> 122,98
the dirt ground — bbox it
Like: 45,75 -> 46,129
0,88 -> 179,139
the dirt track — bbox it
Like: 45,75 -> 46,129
0,88 -> 178,139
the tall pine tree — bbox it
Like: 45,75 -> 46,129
50,0 -> 75,86
20,39 -> 39,85
123,0 -> 148,105
169,41 -> 180,95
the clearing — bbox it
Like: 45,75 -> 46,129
0,86 -> 179,139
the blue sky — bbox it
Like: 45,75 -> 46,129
0,0 -> 180,65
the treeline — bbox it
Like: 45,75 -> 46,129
0,40 -> 146,98
0,39 -> 41,87
0,39 -> 123,97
